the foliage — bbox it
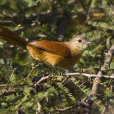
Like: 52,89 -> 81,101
0,0 -> 114,113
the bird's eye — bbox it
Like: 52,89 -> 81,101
78,39 -> 82,43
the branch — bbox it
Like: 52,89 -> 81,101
92,44 -> 114,95
56,16 -> 70,41
36,102 -> 42,114
0,84 -> 7,87
56,106 -> 73,111
56,0 -> 79,41
13,22 -> 37,32
34,75 -> 50,87
66,73 -> 114,78
78,42 -> 114,113
0,89 -> 17,96
90,43 -> 114,113
0,21 -> 13,26
0,69 -> 16,96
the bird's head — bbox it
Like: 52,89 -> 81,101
68,35 -> 92,53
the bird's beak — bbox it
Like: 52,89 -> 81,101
86,41 -> 93,44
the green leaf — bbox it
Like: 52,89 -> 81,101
9,73 -> 16,82
23,86 -> 31,95
110,62 -> 114,69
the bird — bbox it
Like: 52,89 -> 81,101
0,25 -> 92,69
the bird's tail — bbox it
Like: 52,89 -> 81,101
0,25 -> 28,48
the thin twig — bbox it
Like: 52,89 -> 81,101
36,102 -> 42,114
34,75 -> 50,87
0,68 -> 16,96
25,64 -> 39,80
56,106 -> 73,111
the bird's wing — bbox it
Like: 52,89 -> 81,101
30,40 -> 71,58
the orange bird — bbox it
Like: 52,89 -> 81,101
0,26 -> 92,69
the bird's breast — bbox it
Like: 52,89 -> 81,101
41,51 -> 82,69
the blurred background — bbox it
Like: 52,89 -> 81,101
0,0 -> 114,113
